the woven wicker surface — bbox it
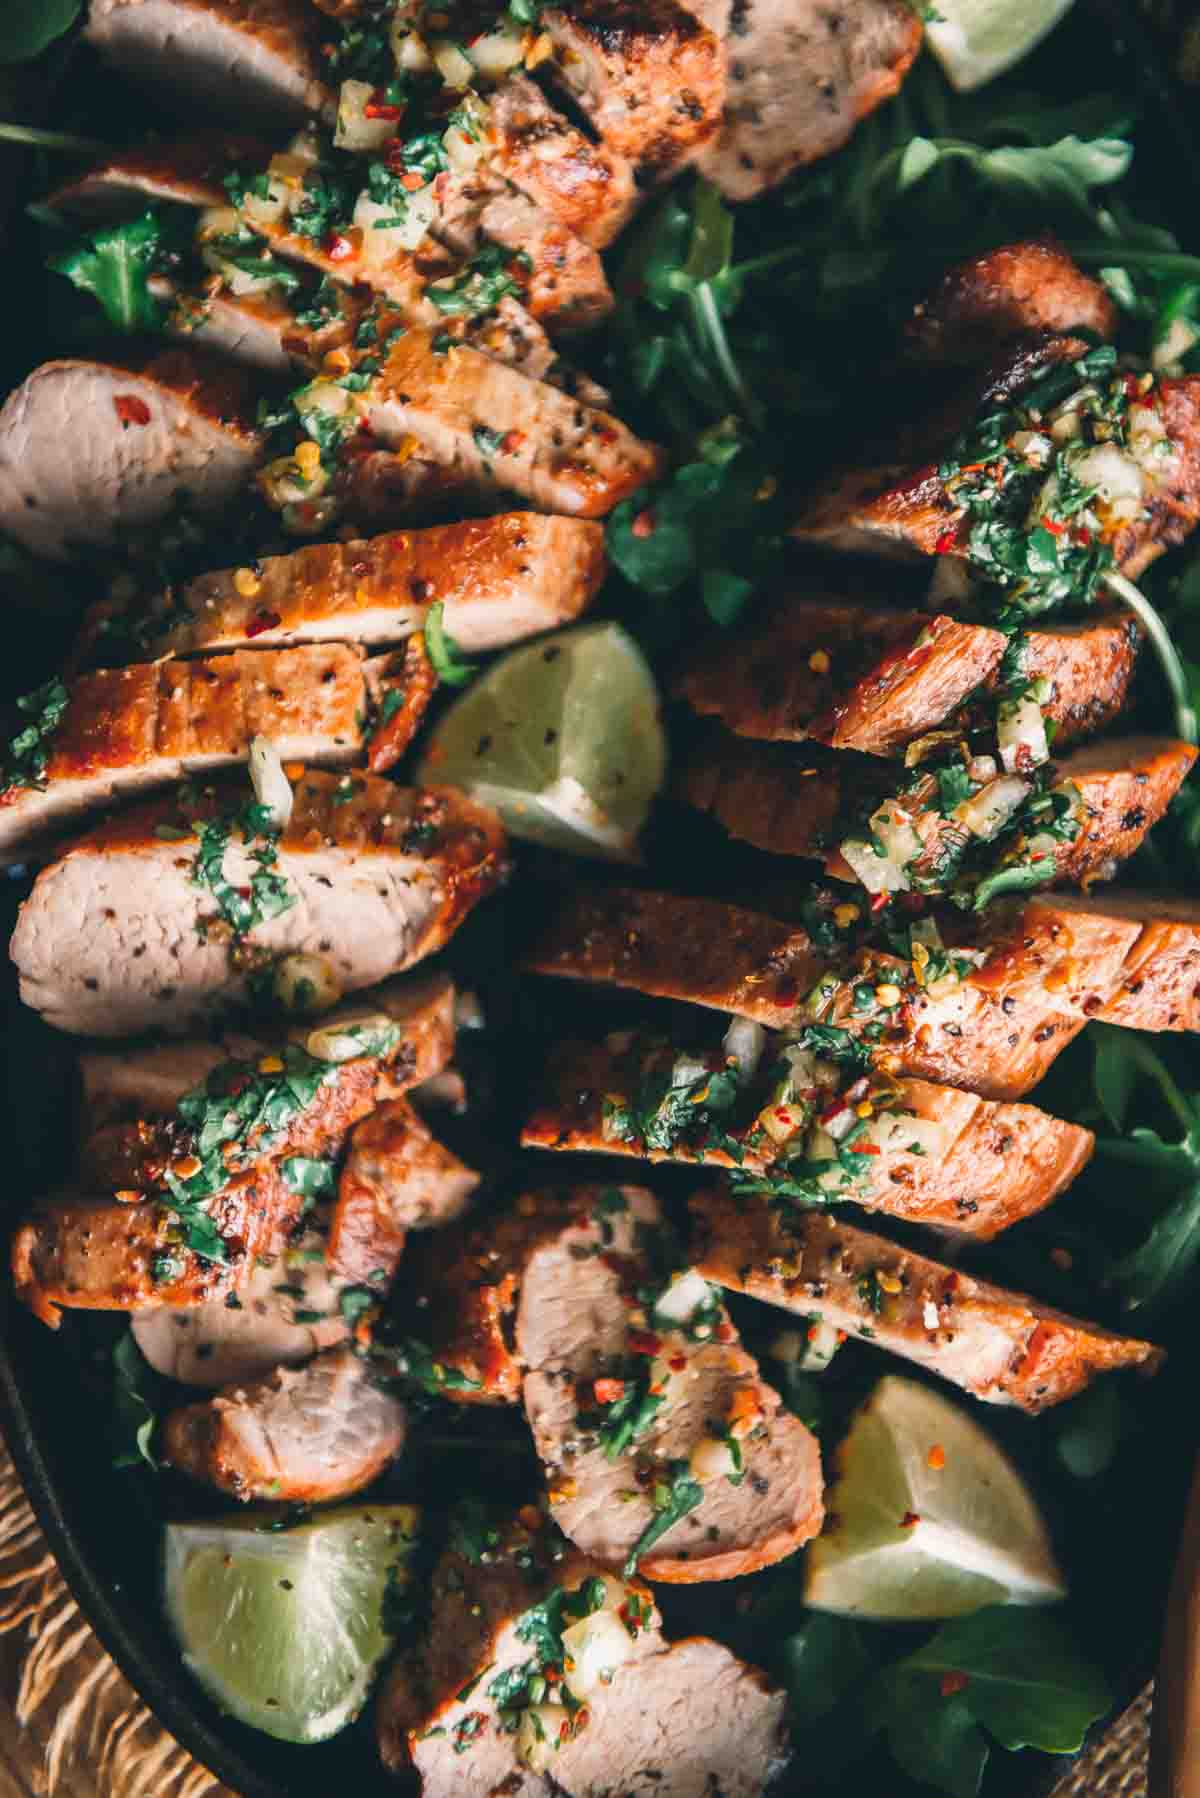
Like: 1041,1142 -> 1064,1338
0,1438 -> 1151,1798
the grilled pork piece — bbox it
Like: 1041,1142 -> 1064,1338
696,0 -> 922,201
50,131 -> 266,217
692,1189 -> 1163,1412
422,1188 -> 823,1580
678,598 -> 1141,755
327,1097 -> 479,1285
1049,891 -> 1200,1033
902,239 -> 1119,367
682,732 -> 1196,896
541,0 -> 726,177
792,362 -> 1200,582
11,773 -> 505,1036
0,349 -> 260,561
81,514 -> 607,664
380,1501 -> 791,1795
521,1034 -> 1093,1238
133,1220 -> 353,1384
12,973 -> 454,1326
342,324 -> 662,517
487,75 -> 640,250
519,1186 -> 824,1580
0,644 -> 390,864
163,1345 -> 406,1501
85,0 -> 333,125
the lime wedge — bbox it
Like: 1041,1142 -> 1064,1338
805,1376 -> 1065,1620
164,1504 -> 419,1742
924,0 -> 1076,91
418,621 -> 666,860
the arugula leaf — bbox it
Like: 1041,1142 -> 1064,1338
111,1331 -> 162,1471
50,210 -> 165,333
901,1609 -> 1110,1755
0,0 -> 80,62
622,1460 -> 702,1576
881,1673 -> 988,1798
423,603 -> 478,688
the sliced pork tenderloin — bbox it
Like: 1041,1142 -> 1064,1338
792,364 -> 1200,581
516,1186 -> 824,1580
327,1097 -> 479,1285
678,598 -> 1142,756
521,1034 -> 1093,1238
486,75 -> 640,250
14,973 -> 455,1326
133,1218 -> 353,1384
50,131 -> 266,217
12,772 -> 505,1036
692,1188 -> 1163,1412
0,643 -> 391,864
163,1344 -> 406,1501
902,239 -> 1119,367
681,732 -> 1196,894
541,0 -> 725,177
696,0 -> 921,200
82,512 -> 606,664
524,885 -> 1200,1096
0,348 -> 261,562
85,0 -> 334,125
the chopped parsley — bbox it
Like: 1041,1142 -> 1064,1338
428,244 -> 530,318
191,801 -> 295,940
622,1461 -> 703,1577
1,678 -> 69,793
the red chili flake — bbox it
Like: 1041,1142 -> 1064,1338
940,1672 -> 969,1698
1123,372 -> 1143,399
365,92 -> 404,119
1073,526 -> 1092,547
593,1377 -> 625,1404
245,609 -> 282,638
848,1140 -> 880,1156
774,1106 -> 794,1123
627,1329 -> 660,1356
631,509 -> 656,539
325,233 -> 355,262
934,526 -> 959,554
714,1320 -> 735,1343
500,430 -> 526,455
1018,1320 -> 1052,1377
899,1510 -> 921,1529
774,979 -> 799,1006
668,1353 -> 687,1372
281,335 -> 309,357
401,170 -> 425,191
870,892 -> 890,913
1040,514 -> 1066,536
113,394 -> 151,427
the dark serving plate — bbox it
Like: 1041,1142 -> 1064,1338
2,5 -> 1199,1794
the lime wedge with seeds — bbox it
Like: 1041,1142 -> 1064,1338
164,1504 -> 419,1742
418,621 -> 666,860
923,0 -> 1077,91
805,1376 -> 1065,1620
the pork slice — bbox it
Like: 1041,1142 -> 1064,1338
541,0 -> 725,177
338,444 -> 492,528
0,349 -> 261,562
133,1220 -> 352,1384
902,239 -> 1119,367
160,283 -> 348,374
486,75 -> 640,251
0,643 -> 376,864
433,172 -> 615,335
12,1163 -> 299,1327
678,598 -> 1007,756
525,886 -> 826,1023
691,1189 -> 1163,1412
1018,611 -> 1142,744
357,325 -> 662,517
12,772 -> 505,1036
90,513 -> 606,662
697,0 -> 921,200
1045,891 -> 1200,1033
163,1345 -> 406,1501
327,1097 -> 479,1284
792,369 -> 1200,580
679,729 -> 845,858
85,0 -> 333,125
516,1187 -> 823,1580
50,131 -> 269,217
401,1529 -> 666,1791
549,1637 -> 790,1798
520,1037 -> 1093,1237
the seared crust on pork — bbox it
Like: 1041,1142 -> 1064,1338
692,1188 -> 1163,1412
903,239 -> 1119,367
327,1097 -> 479,1284
521,1037 -> 1093,1238
487,75 -> 641,250
0,644 -> 381,863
